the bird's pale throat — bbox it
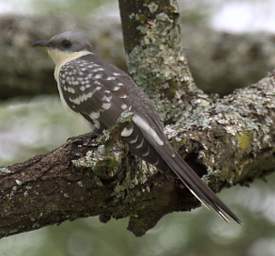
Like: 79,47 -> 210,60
47,48 -> 91,66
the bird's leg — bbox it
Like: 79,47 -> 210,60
66,129 -> 101,145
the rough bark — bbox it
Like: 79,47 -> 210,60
1,14 -> 275,99
0,0 -> 274,238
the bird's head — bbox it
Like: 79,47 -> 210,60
32,31 -> 92,65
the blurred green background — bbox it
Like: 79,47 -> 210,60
0,0 -> 275,255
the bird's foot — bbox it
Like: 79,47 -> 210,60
67,131 -> 100,145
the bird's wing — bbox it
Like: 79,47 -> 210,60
58,56 -> 131,129
109,66 -> 240,223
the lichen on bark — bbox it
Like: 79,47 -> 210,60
167,74 -> 275,189
119,0 -> 204,123
0,0 -> 274,238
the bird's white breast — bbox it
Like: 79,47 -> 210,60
49,49 -> 92,109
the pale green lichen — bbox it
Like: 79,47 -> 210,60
117,109 -> 134,124
73,110 -> 134,167
73,113 -> 137,182
147,2 -> 159,13
72,144 -> 123,179
129,12 -> 190,89
127,3 -> 199,122
72,148 -> 104,169
167,76 -> 275,186
113,160 -> 158,200
129,13 -> 136,20
93,156 -> 121,179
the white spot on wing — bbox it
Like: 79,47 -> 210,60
133,115 -> 164,146
68,87 -> 75,94
102,95 -> 112,102
93,68 -> 104,72
112,86 -> 120,91
102,102 -> 112,110
94,74 -> 103,79
121,104 -> 128,110
90,112 -> 100,119
136,137 -> 144,149
113,72 -> 121,76
94,81 -> 102,86
94,119 -> 101,129
106,76 -> 116,81
121,126 -> 134,137
152,159 -> 159,166
142,147 -> 150,157
129,134 -> 138,144
69,86 -> 100,105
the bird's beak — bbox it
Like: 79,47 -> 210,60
32,39 -> 50,47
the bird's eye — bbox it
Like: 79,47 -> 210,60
61,39 -> 72,49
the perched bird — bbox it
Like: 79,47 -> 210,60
33,31 -> 240,223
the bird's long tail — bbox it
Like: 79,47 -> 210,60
126,120 -> 240,223
158,149 -> 240,224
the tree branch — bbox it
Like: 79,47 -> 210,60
0,0 -> 274,238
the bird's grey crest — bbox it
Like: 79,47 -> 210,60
32,31 -> 92,52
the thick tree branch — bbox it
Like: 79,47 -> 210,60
0,0 -> 274,238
